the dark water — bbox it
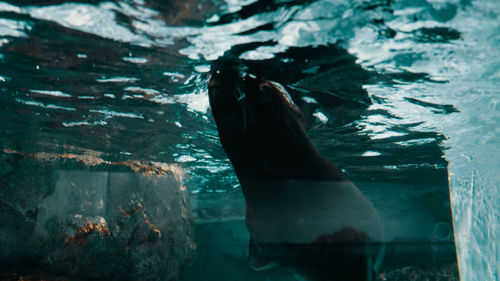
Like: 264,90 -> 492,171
0,0 -> 499,280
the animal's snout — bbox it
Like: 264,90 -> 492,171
259,84 -> 275,104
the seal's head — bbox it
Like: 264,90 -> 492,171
208,61 -> 305,140
208,61 -> 342,180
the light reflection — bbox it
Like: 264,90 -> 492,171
62,120 -> 107,127
15,99 -> 76,111
176,155 -> 197,162
312,111 -> 328,124
150,90 -> 210,114
0,2 -> 23,13
30,90 -> 72,98
223,0 -> 259,13
123,57 -> 148,64
96,77 -> 139,83
89,109 -> 144,119
77,96 -> 96,100
395,138 -> 437,146
26,2 -> 152,46
362,151 -> 382,157
163,72 -> 186,82
0,18 -> 30,37
124,86 -> 160,95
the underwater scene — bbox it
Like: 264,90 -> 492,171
0,0 -> 498,280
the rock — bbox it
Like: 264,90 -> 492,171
0,149 -> 195,281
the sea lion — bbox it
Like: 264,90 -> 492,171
208,61 -> 384,281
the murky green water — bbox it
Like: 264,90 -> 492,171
0,0 -> 498,280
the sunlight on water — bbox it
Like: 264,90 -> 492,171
26,2 -> 153,46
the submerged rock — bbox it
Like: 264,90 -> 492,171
0,149 -> 195,281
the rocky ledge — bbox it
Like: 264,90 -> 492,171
0,149 -> 195,281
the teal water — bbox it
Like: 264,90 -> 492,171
0,0 -> 498,280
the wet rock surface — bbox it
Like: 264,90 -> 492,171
0,150 -> 194,281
